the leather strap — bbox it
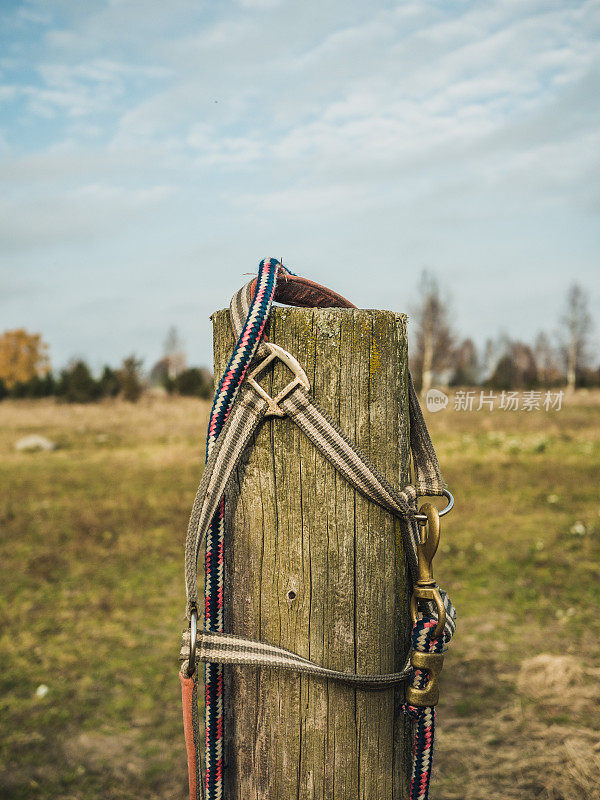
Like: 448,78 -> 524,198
252,267 -> 356,310
180,671 -> 202,800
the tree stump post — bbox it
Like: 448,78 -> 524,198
212,305 -> 412,800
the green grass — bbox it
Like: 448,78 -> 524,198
0,393 -> 598,799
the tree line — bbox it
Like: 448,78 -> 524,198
0,327 -> 213,403
410,278 -> 597,393
1,281 -> 596,402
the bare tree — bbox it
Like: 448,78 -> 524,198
451,338 -> 479,386
481,332 -> 513,384
487,340 -> 537,389
481,338 -> 496,383
559,283 -> 593,391
534,332 -> 559,386
410,271 -> 455,394
163,326 -> 186,380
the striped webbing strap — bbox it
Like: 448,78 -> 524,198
180,261 -> 456,800
201,259 -> 284,800
181,628 -> 411,688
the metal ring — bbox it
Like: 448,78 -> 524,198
414,488 -> 454,523
188,609 -> 198,677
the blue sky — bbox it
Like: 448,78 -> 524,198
1,0 -> 599,372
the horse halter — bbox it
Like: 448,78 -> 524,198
179,259 -> 455,800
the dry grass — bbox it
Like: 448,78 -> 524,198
429,390 -> 600,800
1,392 -> 599,799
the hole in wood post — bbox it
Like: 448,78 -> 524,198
287,589 -> 296,601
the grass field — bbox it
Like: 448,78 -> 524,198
1,392 -> 599,800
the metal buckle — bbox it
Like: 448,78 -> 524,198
414,488 -> 454,522
187,608 -> 198,677
247,343 -> 310,417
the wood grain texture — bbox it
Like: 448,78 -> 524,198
213,306 -> 412,800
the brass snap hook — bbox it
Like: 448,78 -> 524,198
409,503 -> 446,638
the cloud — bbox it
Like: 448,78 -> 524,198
6,57 -> 170,120
0,182 -> 176,251
4,2 -> 599,201
0,85 -> 18,102
1,0 -> 599,368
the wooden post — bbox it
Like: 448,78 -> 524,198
212,306 -> 412,800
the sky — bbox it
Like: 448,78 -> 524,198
1,0 -> 599,373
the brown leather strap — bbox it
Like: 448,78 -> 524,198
251,267 -> 356,310
180,671 -> 202,800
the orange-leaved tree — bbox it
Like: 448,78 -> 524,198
0,329 -> 50,389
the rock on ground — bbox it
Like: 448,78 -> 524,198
14,434 -> 57,452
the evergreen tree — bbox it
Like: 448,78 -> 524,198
174,367 -> 213,399
118,355 -> 144,402
98,366 -> 120,398
57,361 -> 101,403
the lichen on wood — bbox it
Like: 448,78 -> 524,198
212,306 -> 412,800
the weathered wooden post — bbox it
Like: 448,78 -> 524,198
212,304 -> 412,800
